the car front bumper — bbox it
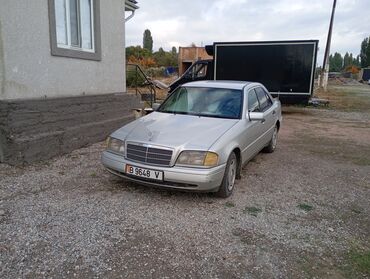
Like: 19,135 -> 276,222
101,151 -> 226,192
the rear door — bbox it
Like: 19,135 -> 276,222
254,86 -> 276,145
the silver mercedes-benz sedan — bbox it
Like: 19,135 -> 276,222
101,80 -> 282,197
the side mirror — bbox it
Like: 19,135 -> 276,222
248,111 -> 265,122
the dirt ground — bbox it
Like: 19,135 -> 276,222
1,82 -> 369,278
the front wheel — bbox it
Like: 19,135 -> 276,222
263,125 -> 278,153
216,152 -> 237,198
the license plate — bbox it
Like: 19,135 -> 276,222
125,164 -> 163,181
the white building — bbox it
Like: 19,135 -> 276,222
0,0 -> 140,164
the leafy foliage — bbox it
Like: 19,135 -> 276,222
327,36 -> 370,73
360,36 -> 370,68
126,45 -> 178,69
153,47 -> 178,67
126,45 -> 156,68
329,52 -> 361,72
329,52 -> 344,72
127,29 -> 179,74
126,45 -> 151,60
143,29 -> 153,53
126,66 -> 147,87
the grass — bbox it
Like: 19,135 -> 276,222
297,203 -> 314,212
351,207 -> 362,214
316,83 -> 370,112
224,201 -> 235,208
351,157 -> 370,166
283,84 -> 370,168
298,248 -> 370,279
289,133 -> 370,166
308,139 -> 370,166
243,206 -> 262,216
348,250 -> 370,276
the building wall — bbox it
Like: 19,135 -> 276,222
178,47 -> 213,75
0,93 -> 141,164
0,0 -> 126,100
0,0 -> 142,164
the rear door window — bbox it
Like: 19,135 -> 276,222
255,87 -> 272,112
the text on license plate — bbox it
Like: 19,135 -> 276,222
125,164 -> 163,181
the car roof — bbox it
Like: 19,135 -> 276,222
182,80 -> 258,90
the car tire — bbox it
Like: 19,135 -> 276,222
263,125 -> 278,153
216,152 -> 237,198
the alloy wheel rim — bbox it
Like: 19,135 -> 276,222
272,127 -> 278,149
227,158 -> 236,191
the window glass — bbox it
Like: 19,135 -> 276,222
80,0 -> 93,49
248,89 -> 260,112
161,87 -> 191,112
54,0 -> 93,50
159,87 -> 242,119
69,0 -> 80,47
55,0 -> 67,45
50,0 -> 100,60
255,87 -> 272,111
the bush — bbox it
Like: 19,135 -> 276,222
146,67 -> 166,78
126,69 -> 147,87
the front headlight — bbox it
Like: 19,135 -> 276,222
176,151 -> 219,167
106,137 -> 125,154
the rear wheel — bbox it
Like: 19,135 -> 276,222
217,152 -> 237,198
263,125 -> 278,153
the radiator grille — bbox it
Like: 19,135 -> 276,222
126,143 -> 173,166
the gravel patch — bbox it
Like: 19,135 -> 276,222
1,106 -> 369,278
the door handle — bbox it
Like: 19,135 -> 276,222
272,110 -> 276,115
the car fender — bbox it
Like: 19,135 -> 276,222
209,138 -> 240,167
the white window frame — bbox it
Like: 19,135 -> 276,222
49,0 -> 101,61
57,0 -> 95,53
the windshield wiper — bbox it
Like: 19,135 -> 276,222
159,110 -> 189,115
196,113 -> 239,119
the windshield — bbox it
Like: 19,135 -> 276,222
158,87 -> 243,119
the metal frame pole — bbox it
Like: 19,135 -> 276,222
321,0 -> 337,91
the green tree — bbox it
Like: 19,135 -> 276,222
354,55 -> 361,67
367,38 -> 370,67
360,36 -> 370,67
143,29 -> 153,53
126,45 -> 151,60
153,47 -> 177,67
329,52 -> 343,72
343,52 -> 351,69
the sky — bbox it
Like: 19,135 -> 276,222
125,0 -> 370,66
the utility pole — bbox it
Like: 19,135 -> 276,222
321,0 -> 337,91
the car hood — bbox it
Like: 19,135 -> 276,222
112,112 -> 238,150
